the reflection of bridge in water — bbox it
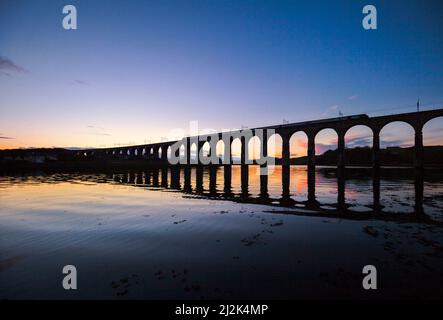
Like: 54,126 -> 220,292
74,109 -> 443,224
107,166 -> 439,225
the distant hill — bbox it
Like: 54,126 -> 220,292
0,148 -> 76,163
287,145 -> 443,166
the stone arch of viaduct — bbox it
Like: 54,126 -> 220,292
79,108 -> 443,169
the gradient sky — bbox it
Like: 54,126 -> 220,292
1,0 -> 443,153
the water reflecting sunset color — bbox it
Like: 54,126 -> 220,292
1,166 -> 442,299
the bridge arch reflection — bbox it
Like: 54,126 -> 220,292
104,165 -> 441,225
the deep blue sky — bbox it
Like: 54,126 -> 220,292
1,0 -> 442,149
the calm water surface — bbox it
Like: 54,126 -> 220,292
1,166 -> 442,299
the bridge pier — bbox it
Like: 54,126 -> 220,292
241,168 -> 249,198
223,136 -> 233,165
414,126 -> 424,169
260,130 -> 268,198
197,141 -> 206,166
171,166 -> 180,189
153,147 -> 159,160
415,168 -> 424,215
240,136 -> 246,165
135,172 -> 142,184
372,129 -> 381,169
307,133 -> 316,170
260,174 -> 268,199
224,165 -> 232,196
307,166 -> 317,209
282,134 -> 290,167
281,164 -> 291,204
337,130 -> 345,169
161,145 -> 168,163
240,136 -> 249,197
145,171 -> 151,185
161,167 -> 168,187
223,136 -> 233,195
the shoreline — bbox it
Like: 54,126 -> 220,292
2,160 -> 443,172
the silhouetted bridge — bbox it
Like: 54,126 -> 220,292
79,108 -> 443,169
